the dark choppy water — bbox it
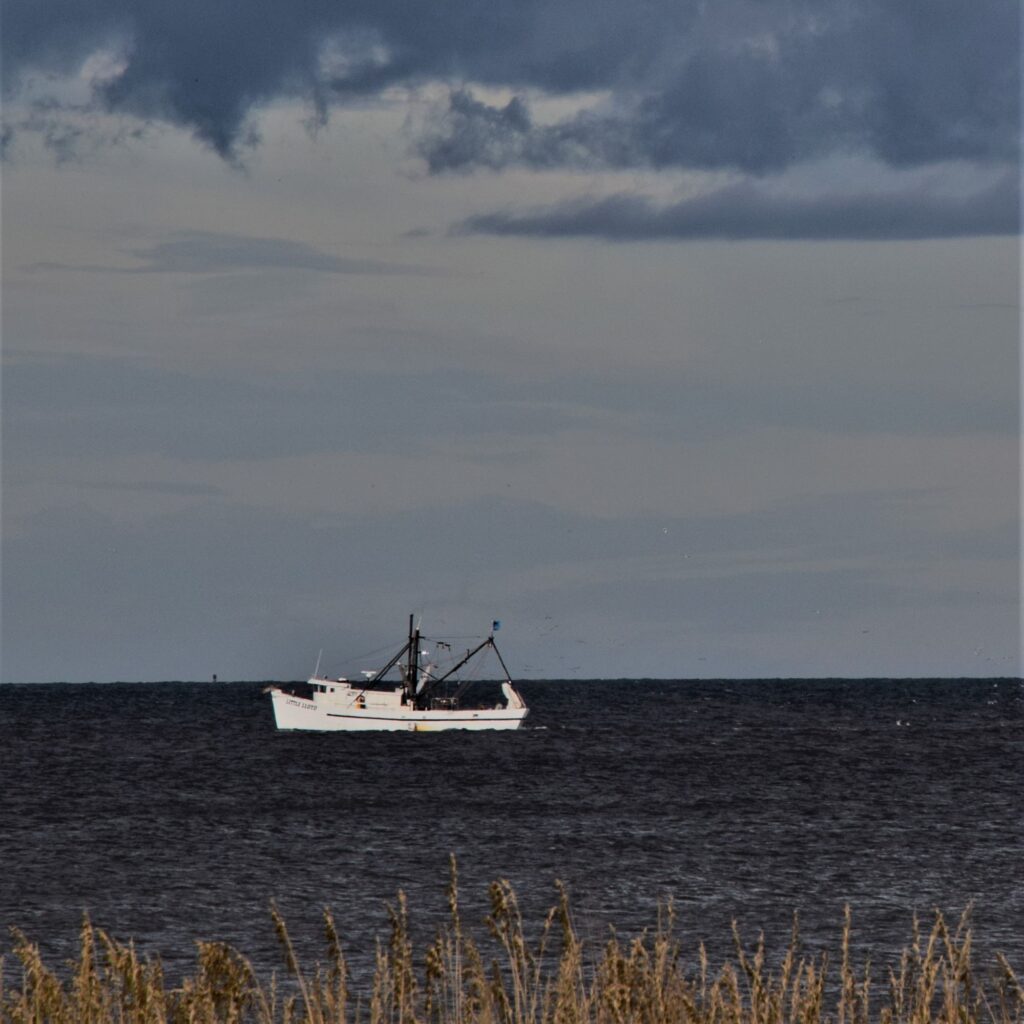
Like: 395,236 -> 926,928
1,679 -> 1021,980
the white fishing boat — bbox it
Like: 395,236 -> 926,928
267,616 -> 528,731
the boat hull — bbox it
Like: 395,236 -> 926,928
269,688 -> 528,731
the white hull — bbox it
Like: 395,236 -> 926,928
269,619 -> 528,732
269,685 -> 528,732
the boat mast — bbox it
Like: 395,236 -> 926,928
405,613 -> 420,706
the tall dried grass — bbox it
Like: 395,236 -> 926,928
3,860 -> 1021,1024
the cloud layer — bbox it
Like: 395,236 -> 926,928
3,0 -> 1018,172
29,230 -> 436,276
456,173 -> 1020,241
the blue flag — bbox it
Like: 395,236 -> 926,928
492,620 -> 501,632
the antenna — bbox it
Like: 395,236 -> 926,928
313,649 -> 323,679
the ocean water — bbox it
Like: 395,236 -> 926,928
1,678 -> 1021,981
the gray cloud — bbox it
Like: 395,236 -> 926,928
77,479 -> 225,497
1,353 -> 584,464
2,0 -> 1017,171
29,230 -> 435,276
419,4 -> 1019,176
6,337 -> 1014,485
4,99 -> 150,164
455,174 -> 1019,242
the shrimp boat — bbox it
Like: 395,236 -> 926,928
267,616 -> 528,731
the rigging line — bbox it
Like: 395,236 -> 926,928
346,641 -> 402,663
351,638 -> 410,699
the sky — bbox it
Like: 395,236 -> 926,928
1,0 -> 1020,682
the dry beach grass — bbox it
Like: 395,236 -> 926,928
3,862 -> 1021,1024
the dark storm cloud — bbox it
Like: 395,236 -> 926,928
419,2 -> 1020,175
455,173 -> 1019,241
1,0 -> 1017,171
